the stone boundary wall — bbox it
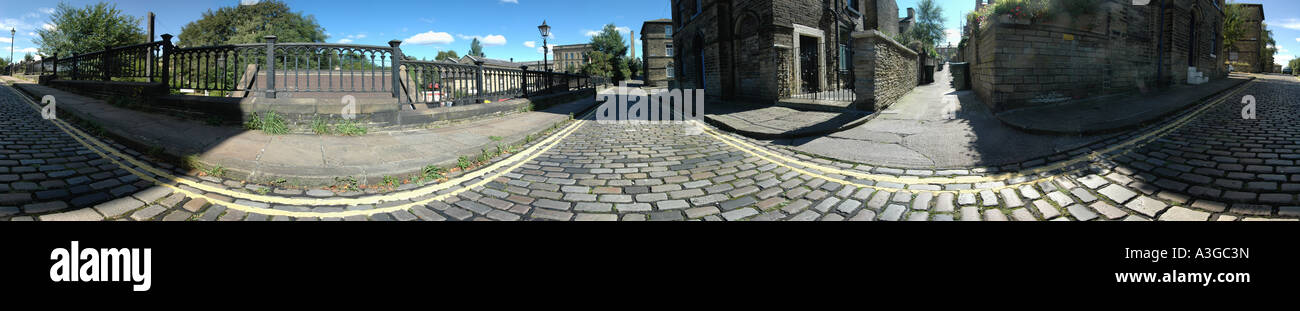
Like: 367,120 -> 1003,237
971,21 -> 1158,112
852,30 -> 919,111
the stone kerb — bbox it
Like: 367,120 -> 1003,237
851,29 -> 919,111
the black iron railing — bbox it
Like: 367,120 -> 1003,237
403,60 -> 597,106
39,33 -> 602,105
52,40 -> 166,82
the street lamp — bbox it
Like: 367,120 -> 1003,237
538,21 -> 551,72
9,28 -> 14,73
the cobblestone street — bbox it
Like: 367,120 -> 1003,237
3,74 -> 1299,221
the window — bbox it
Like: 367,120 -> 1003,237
847,0 -> 860,14
665,25 -> 673,36
666,64 -> 675,78
666,43 -> 674,57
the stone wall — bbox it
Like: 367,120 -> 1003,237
969,0 -> 1224,112
852,30 -> 918,111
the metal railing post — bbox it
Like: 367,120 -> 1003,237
520,65 -> 529,97
474,60 -> 485,103
389,40 -> 405,103
51,53 -> 57,79
159,34 -> 172,88
264,35 -> 277,98
71,53 -> 78,80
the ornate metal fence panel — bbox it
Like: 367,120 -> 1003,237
168,44 -> 265,92
39,33 -> 602,104
273,43 -> 394,94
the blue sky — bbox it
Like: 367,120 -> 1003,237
1,0 -> 1297,66
0,0 -> 671,62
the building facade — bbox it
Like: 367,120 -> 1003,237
552,44 -> 593,73
641,19 -> 676,87
1228,3 -> 1265,73
672,0 -> 904,104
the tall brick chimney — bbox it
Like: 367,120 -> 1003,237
907,8 -> 915,20
630,30 -> 636,59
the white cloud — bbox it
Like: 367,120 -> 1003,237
336,39 -> 353,44
537,43 -> 557,55
0,37 -> 9,43
1295,38 -> 1300,43
42,23 -> 55,31
405,31 -> 454,45
944,29 -> 961,46
39,8 -> 55,15
240,0 -> 261,5
500,0 -> 519,3
585,26 -> 632,37
458,34 -> 507,46
523,41 -> 536,48
1278,18 -> 1300,30
16,47 -> 39,54
481,34 -> 506,46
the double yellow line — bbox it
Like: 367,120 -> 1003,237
698,79 -> 1255,193
9,84 -> 591,217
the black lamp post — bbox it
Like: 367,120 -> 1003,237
8,28 -> 14,73
538,21 -> 551,72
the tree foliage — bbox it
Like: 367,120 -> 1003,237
583,24 -> 631,82
1260,24 -> 1276,70
436,50 -> 460,61
35,2 -> 145,57
177,0 -> 325,47
1222,2 -> 1246,54
468,38 -> 485,58
908,0 -> 947,54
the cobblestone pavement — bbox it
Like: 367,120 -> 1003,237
3,75 -> 1299,221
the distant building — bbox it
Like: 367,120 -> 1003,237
641,19 -> 675,87
1228,3 -> 1266,73
553,44 -> 593,73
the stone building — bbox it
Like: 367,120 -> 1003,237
671,0 -> 908,106
1228,3 -> 1265,73
641,19 -> 676,87
553,44 -> 593,73
965,0 -> 1227,112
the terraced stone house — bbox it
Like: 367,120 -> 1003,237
671,0 -> 907,106
641,19 -> 676,87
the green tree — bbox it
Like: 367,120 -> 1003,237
35,2 -> 146,56
585,24 -> 632,83
24,53 -> 34,62
436,50 -> 460,61
908,0 -> 947,54
626,57 -> 641,78
177,0 -> 325,47
468,38 -> 485,58
1222,2 -> 1247,55
1260,24 -> 1276,70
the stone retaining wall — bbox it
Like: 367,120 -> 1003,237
851,30 -> 919,111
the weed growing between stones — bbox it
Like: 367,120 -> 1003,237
244,111 -> 289,135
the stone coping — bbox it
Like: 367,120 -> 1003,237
851,30 -> 918,57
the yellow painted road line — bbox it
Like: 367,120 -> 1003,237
700,79 -> 1253,186
9,83 -> 594,216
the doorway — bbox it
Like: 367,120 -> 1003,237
799,35 -> 820,93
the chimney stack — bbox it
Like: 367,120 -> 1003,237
907,8 -> 915,20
